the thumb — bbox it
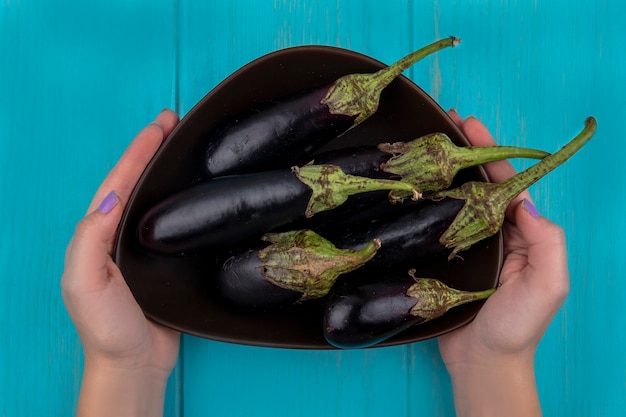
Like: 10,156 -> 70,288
514,198 -> 570,312
63,191 -> 122,291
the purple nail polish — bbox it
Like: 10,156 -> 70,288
523,198 -> 541,218
97,191 -> 118,214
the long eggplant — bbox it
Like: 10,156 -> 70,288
323,270 -> 496,349
214,229 -> 380,309
137,164 -> 417,254
203,37 -> 459,178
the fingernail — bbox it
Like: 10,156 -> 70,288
448,108 -> 459,116
97,190 -> 118,214
522,198 -> 541,218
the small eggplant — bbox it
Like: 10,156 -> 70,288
323,270 -> 496,349
215,229 -> 381,310
137,164 -> 417,254
203,37 -> 459,178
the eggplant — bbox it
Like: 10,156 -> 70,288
203,37 -> 459,178
323,270 -> 496,349
317,197 -> 465,269
214,229 -> 381,309
137,164 -> 417,254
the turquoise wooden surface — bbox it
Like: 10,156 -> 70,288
1,1 -> 624,416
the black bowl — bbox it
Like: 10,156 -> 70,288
114,45 -> 503,349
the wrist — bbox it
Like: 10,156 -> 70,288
77,358 -> 171,417
446,353 -> 542,417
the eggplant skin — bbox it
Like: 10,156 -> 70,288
319,198 -> 466,270
215,245 -> 302,310
323,275 -> 422,349
137,169 -> 310,254
204,88 -> 356,177
311,146 -> 392,179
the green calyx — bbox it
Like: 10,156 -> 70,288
293,164 -> 419,218
406,271 -> 496,321
259,230 -> 381,301
378,132 -> 550,195
321,36 -> 460,128
432,117 -> 597,259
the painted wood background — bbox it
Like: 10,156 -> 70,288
1,1 -> 624,416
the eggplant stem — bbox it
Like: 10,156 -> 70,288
433,117 -> 597,258
294,164 -> 420,218
496,117 -> 597,200
455,146 -> 550,169
406,274 -> 496,321
321,37 -> 460,127
369,36 -> 460,93
380,132 -> 550,194
259,230 -> 381,301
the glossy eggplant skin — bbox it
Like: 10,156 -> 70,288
204,87 -> 356,177
215,244 -> 303,310
311,146 -> 392,179
323,273 -> 421,349
137,169 -> 310,254
317,197 -> 466,269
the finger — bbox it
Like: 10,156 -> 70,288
513,199 -> 569,314
447,108 -> 464,129
462,116 -> 516,181
154,108 -> 180,138
86,109 -> 180,213
63,191 -> 122,293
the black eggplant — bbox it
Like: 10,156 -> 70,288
316,198 -> 465,269
215,229 -> 381,309
323,270 -> 496,349
137,164 -> 417,254
203,37 -> 459,178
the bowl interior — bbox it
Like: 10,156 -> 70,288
114,45 -> 503,349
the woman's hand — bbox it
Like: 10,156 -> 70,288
438,111 -> 570,417
62,109 -> 181,416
